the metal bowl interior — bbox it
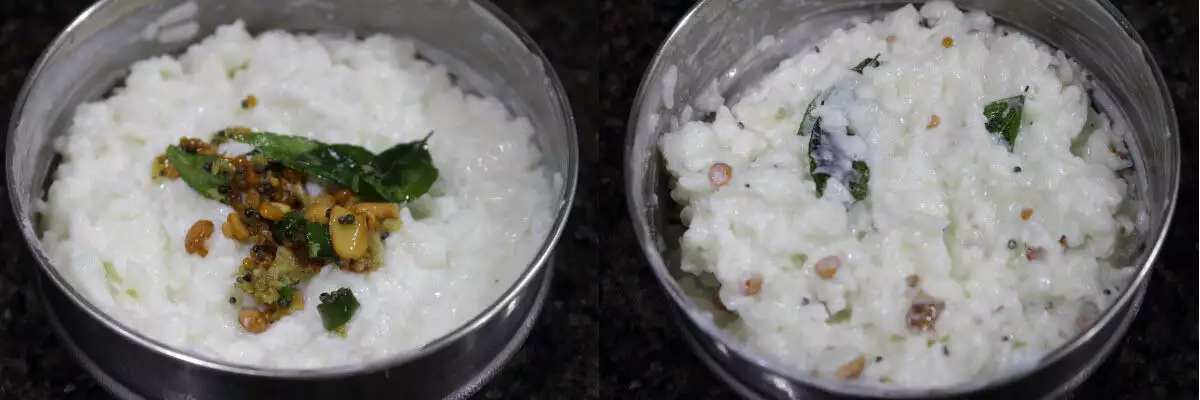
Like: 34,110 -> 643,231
626,0 -> 1179,398
7,0 -> 576,381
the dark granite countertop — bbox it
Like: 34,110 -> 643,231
0,1 -> 598,399
599,0 -> 1196,399
0,0 -> 1195,399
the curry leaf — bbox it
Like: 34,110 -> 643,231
305,221 -> 337,262
847,160 -> 870,201
851,54 -> 882,74
797,97 -> 819,137
231,132 -> 375,195
285,145 -> 369,190
808,123 -> 830,197
272,212 -> 309,246
230,131 -> 320,160
244,131 -> 437,203
802,88 -> 869,202
983,95 -> 1025,151
191,130 -> 439,204
273,212 -> 336,263
164,146 -> 226,201
276,285 -> 295,308
369,132 -> 439,203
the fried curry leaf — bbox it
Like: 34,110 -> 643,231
231,131 -> 372,193
369,132 -> 438,203
983,95 -> 1025,151
230,131 -> 320,160
230,131 -> 438,203
272,212 -> 309,246
808,122 -> 830,197
850,54 -> 882,74
317,287 -> 359,334
164,146 -> 226,201
273,212 -> 337,263
276,285 -> 295,308
286,144 -> 374,192
305,221 -> 337,262
847,160 -> 871,201
802,88 -> 869,202
797,97 -> 820,137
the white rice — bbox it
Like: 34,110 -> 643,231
41,22 -> 556,368
660,2 -> 1138,387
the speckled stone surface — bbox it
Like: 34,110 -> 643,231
0,1 -> 597,399
1,0 -> 1196,398
599,0 -> 1196,399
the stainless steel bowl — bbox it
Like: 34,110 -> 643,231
626,0 -> 1179,398
6,1 -> 577,399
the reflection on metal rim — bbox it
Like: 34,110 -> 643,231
41,266 -> 555,400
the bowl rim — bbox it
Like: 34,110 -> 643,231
624,0 -> 1180,396
6,0 -> 579,379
